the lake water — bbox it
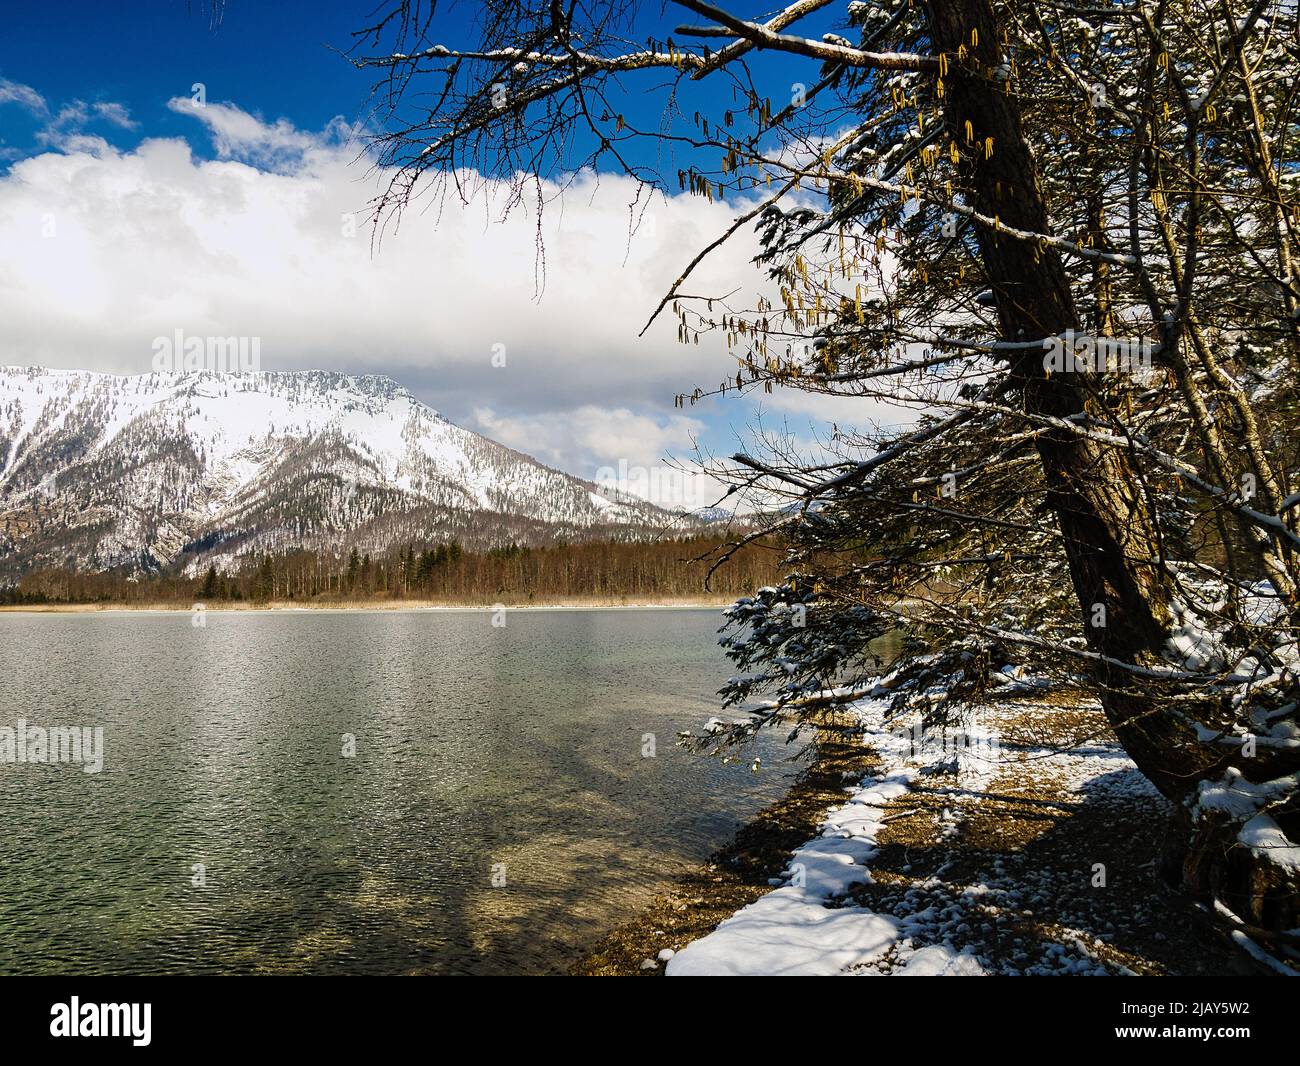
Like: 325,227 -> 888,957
0,608 -> 804,975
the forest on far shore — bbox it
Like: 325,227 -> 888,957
0,534 -> 783,606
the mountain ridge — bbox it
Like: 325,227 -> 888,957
0,366 -> 685,578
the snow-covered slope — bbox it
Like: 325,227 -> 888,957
0,366 -> 676,576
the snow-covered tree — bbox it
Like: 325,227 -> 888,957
354,0 -> 1300,942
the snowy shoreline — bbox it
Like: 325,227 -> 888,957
629,684 -> 1270,977
666,693 -> 987,976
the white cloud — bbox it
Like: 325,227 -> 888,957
0,96 -> 881,506
473,404 -> 727,510
41,100 -> 139,134
164,96 -> 348,171
89,101 -> 137,129
474,404 -> 705,471
2,82 -> 140,147
0,101 -> 764,384
0,78 -> 46,114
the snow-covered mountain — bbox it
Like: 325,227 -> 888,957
0,366 -> 679,577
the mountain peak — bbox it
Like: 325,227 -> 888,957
0,366 -> 679,578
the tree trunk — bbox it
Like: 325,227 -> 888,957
924,0 -> 1299,933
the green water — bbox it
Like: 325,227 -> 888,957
0,608 -> 804,974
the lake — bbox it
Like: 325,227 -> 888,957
0,608 -> 804,975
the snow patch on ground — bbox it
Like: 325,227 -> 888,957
669,689 -> 1166,977
664,888 -> 902,976
668,695 -> 989,976
892,944 -> 986,975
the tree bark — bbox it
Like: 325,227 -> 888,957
923,0 -> 1299,931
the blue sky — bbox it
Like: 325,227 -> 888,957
1,1 -> 378,156
0,0 -> 826,174
0,0 -> 876,507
